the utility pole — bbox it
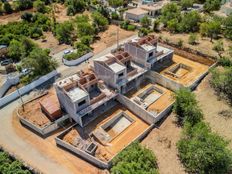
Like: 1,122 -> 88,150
117,27 -> 119,50
16,84 -> 24,111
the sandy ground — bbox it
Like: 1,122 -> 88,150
195,74 -> 232,148
156,31 -> 232,58
91,25 -> 136,54
0,9 -> 34,25
12,111 -> 105,174
33,32 -> 71,55
142,113 -> 186,174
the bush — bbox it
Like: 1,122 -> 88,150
177,39 -> 183,48
111,12 -> 119,20
127,24 -> 136,31
218,57 -> 232,67
177,122 -> 232,174
3,2 -> 13,14
188,33 -> 198,45
55,21 -> 74,44
210,67 -> 232,103
173,88 -> 203,126
111,142 -> 158,174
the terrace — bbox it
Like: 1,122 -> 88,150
60,103 -> 150,163
152,54 -> 210,86
127,81 -> 174,116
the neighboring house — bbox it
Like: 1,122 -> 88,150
125,8 -> 148,22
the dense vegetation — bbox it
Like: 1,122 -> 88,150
210,58 -> 232,104
111,142 -> 159,174
0,150 -> 32,174
173,88 -> 232,174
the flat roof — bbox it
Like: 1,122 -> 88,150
67,87 -> 88,102
109,62 -> 126,73
140,44 -> 155,52
126,8 -> 148,16
140,4 -> 162,11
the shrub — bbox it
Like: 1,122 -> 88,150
177,39 -> 183,48
111,142 -> 159,174
127,24 -> 136,31
218,57 -> 232,67
55,21 -> 74,44
188,33 -> 198,45
111,12 -> 119,20
3,2 -> 13,14
173,88 -> 203,126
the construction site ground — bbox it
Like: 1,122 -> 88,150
160,54 -> 209,86
127,82 -> 174,114
63,103 -> 150,162
17,88 -> 57,128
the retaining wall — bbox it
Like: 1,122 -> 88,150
0,75 -> 19,98
0,70 -> 58,108
116,94 -> 155,124
155,102 -> 174,123
63,52 -> 93,66
146,71 -> 184,92
18,111 -> 69,137
55,125 -> 109,169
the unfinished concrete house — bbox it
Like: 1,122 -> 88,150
51,35 -> 216,169
124,35 -> 173,69
54,70 -> 117,127
93,51 -> 147,94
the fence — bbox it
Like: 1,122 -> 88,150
0,70 -> 58,108
63,52 -> 93,66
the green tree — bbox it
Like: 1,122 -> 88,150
200,20 -> 221,41
153,19 -> 160,32
203,0 -> 221,12
224,14 -> 232,40
108,0 -> 123,8
167,18 -> 179,33
14,0 -> 33,11
180,0 -> 193,10
111,142 -> 159,174
55,21 -> 74,44
33,0 -> 47,13
66,0 -> 86,16
173,88 -> 203,126
140,16 -> 151,28
177,122 -> 232,174
8,39 -> 24,61
22,48 -> 57,77
179,11 -> 201,32
92,11 -> 109,32
76,22 -> 94,37
161,3 -> 181,26
3,2 -> 13,14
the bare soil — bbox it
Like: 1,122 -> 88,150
156,31 -> 232,58
33,32 -> 71,55
91,25 -> 136,54
12,111 -> 105,174
0,9 -> 34,25
142,114 -> 186,174
195,74 -> 232,148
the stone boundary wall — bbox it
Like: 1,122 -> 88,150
146,71 -> 184,92
116,94 -> 155,124
63,52 -> 93,66
0,70 -> 58,108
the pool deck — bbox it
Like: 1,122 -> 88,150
63,103 -> 150,162
127,83 -> 174,114
160,54 -> 209,86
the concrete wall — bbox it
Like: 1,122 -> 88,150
0,75 -> 19,98
116,94 -> 155,124
55,125 -> 109,169
0,70 -> 58,108
155,102 -> 174,123
63,52 -> 93,66
146,71 -> 184,92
